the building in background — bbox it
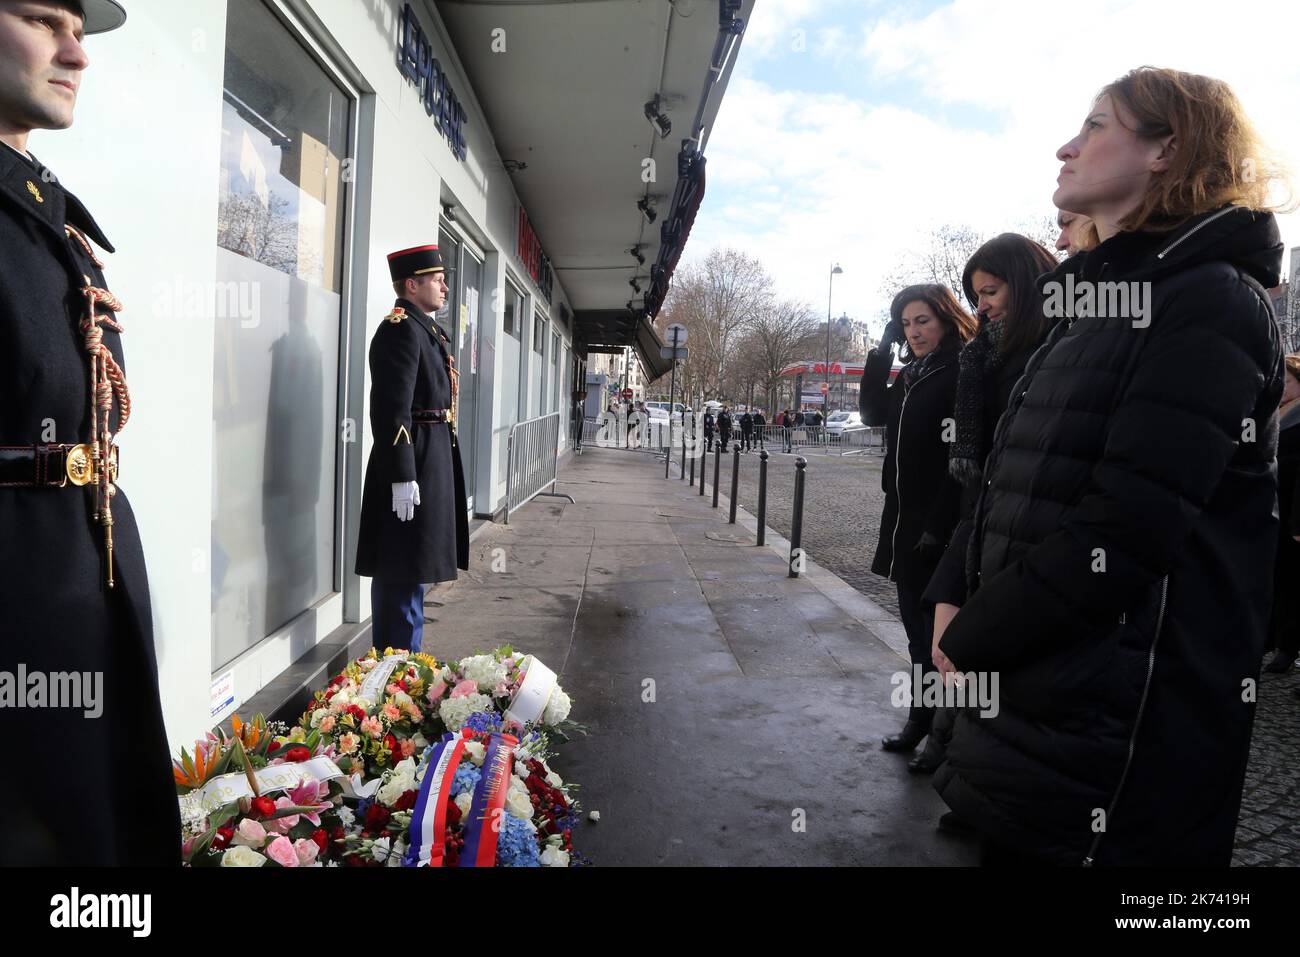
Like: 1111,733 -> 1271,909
32,0 -> 750,749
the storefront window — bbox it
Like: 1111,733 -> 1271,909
211,0 -> 350,669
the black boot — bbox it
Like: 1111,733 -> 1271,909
882,709 -> 932,752
908,736 -> 945,774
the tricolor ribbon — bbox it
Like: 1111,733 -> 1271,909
405,731 -> 467,867
459,731 -> 519,867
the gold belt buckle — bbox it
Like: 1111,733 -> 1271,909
65,444 -> 119,487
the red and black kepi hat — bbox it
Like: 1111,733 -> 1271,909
76,0 -> 128,34
387,244 -> 445,283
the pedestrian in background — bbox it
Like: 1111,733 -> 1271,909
739,409 -> 754,452
860,285 -> 976,766
1265,353 -> 1300,673
932,67 -> 1289,866
753,408 -> 767,449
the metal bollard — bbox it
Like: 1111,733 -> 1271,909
757,450 -> 768,546
664,420 -> 672,479
712,443 -> 721,508
789,456 -> 807,578
700,437 -> 707,496
689,442 -> 696,487
728,447 -> 740,523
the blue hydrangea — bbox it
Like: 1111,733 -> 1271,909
451,763 -> 481,797
464,711 -> 503,733
496,814 -> 540,867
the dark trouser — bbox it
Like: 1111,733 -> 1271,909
719,432 -> 728,453
895,550 -> 942,731
705,432 -> 713,452
741,430 -> 752,450
372,579 -> 425,653
1271,537 -> 1300,657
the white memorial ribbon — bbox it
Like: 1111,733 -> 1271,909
180,755 -> 345,811
503,656 -> 558,729
359,654 -> 406,703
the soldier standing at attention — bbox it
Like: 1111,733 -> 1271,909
355,244 -> 469,654
1,0 -> 181,864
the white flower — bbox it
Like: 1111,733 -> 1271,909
331,690 -> 351,708
388,839 -> 407,867
588,810 -> 601,822
412,732 -> 429,750
309,708 -> 330,728
376,778 -> 406,807
459,654 -> 507,692
539,846 -> 570,868
505,788 -> 535,820
542,688 -> 571,725
454,792 -> 473,817
221,845 -> 267,867
337,806 -> 355,828
371,837 -> 393,863
513,758 -> 529,779
463,740 -> 486,766
392,691 -> 413,709
439,692 -> 493,731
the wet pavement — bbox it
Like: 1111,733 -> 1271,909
422,446 -> 977,866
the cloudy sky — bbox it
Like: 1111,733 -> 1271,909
687,0 -> 1300,331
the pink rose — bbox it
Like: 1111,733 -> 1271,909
493,682 -> 510,698
233,817 -> 268,848
265,797 -> 301,834
294,838 -> 320,866
266,836 -> 299,867
427,681 -> 447,703
450,679 -> 478,699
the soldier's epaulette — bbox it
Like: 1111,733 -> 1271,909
386,306 -> 407,324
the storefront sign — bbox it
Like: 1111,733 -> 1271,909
516,206 -> 554,304
397,3 -> 468,161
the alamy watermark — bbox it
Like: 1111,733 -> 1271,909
890,665 -> 1000,718
0,665 -> 102,718
1043,274 -> 1153,328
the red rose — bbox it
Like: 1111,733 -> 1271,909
267,740 -> 282,753
284,746 -> 310,763
324,688 -> 337,701
364,804 -> 391,831
445,800 -> 462,826
311,828 -> 328,855
251,796 -> 276,818
393,789 -> 419,812
384,734 -> 398,754
213,826 -> 234,850
330,826 -> 347,844
349,705 -> 367,722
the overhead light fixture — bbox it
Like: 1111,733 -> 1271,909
643,94 -> 672,139
637,198 -> 657,224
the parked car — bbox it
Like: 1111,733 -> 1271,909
824,410 -> 864,436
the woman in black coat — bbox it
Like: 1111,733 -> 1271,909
860,284 -> 975,762
919,234 -> 1060,779
932,67 -> 1289,866
1264,354 -> 1300,672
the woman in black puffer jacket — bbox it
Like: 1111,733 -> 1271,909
931,67 -> 1290,866
916,234 -> 1060,780
1264,354 -> 1300,673
859,285 -> 976,762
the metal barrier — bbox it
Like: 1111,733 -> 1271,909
505,412 -> 576,524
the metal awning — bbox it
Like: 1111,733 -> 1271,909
436,0 -> 753,376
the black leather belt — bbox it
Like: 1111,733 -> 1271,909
0,443 -> 117,488
412,409 -> 451,424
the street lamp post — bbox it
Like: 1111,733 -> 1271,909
826,263 -> 842,418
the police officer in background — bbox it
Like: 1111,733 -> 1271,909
752,408 -> 766,449
703,407 -> 715,452
739,409 -> 754,452
716,406 -> 732,453
0,0 -> 181,865
355,245 -> 469,653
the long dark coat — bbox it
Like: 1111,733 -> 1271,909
934,206 -> 1285,866
860,341 -> 963,581
355,298 -> 469,583
0,147 -> 180,865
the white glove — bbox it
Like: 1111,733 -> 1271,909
392,481 -> 420,522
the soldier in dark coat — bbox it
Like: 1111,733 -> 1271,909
1,0 -> 181,865
355,245 -> 469,654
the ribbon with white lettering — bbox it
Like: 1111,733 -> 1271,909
358,654 -> 406,703
180,756 -> 344,810
405,732 -> 467,867
502,656 -> 557,731
459,730 -> 519,867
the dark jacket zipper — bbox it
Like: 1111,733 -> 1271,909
1082,575 -> 1169,866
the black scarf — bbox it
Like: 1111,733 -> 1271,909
950,316 -> 1006,488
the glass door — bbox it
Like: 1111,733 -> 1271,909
455,248 -> 482,512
